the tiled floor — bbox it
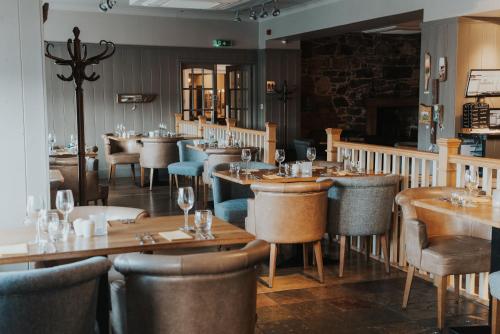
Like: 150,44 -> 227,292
108,177 -> 488,333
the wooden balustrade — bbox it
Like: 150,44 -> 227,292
326,128 -> 500,304
175,114 -> 277,164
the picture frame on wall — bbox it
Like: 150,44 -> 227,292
419,104 -> 432,125
266,80 -> 276,93
438,57 -> 447,82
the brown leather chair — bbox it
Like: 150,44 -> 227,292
246,180 -> 333,288
102,134 -> 141,183
69,206 -> 149,222
324,175 -> 401,277
139,138 -> 179,190
110,240 -> 269,334
396,187 -> 491,330
49,157 -> 108,206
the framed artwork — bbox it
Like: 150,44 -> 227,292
438,57 -> 447,82
266,80 -> 276,93
424,52 -> 431,94
419,104 -> 432,125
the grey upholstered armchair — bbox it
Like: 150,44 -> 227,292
325,175 -> 401,277
110,240 -> 269,334
396,187 -> 491,330
0,257 -> 110,334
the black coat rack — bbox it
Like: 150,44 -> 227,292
45,27 -> 115,204
272,80 -> 294,148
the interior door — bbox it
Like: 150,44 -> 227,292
226,65 -> 251,128
181,64 -> 216,122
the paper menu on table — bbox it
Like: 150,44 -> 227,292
159,231 -> 193,242
0,243 -> 28,256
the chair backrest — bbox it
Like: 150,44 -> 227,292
325,175 -> 401,236
69,206 -> 149,222
139,140 -> 179,169
113,240 -> 269,334
50,157 -> 100,203
395,187 -> 491,240
177,140 -> 207,162
202,154 -> 241,184
211,162 -> 275,205
0,257 -> 110,334
293,138 -> 314,161
248,180 -> 333,243
102,134 -> 142,156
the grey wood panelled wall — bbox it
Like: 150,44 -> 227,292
260,49 -> 301,149
45,43 -> 257,176
418,18 -> 458,151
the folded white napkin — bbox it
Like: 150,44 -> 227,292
159,231 -> 193,242
0,243 -> 28,256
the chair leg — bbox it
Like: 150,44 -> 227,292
339,235 -> 346,278
313,240 -> 324,283
149,168 -> 154,191
380,233 -> 390,274
108,164 -> 116,183
365,236 -> 370,262
169,174 -> 173,197
402,265 -> 414,309
493,297 -> 500,334
435,275 -> 448,330
140,167 -> 145,188
303,243 -> 309,269
454,275 -> 460,302
174,175 -> 179,189
130,164 -> 136,182
268,243 -> 278,288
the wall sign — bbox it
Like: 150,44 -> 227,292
212,39 -> 233,48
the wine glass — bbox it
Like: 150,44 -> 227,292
275,149 -> 286,176
26,195 -> 47,245
177,187 -> 195,232
48,133 -> 56,154
241,149 -> 252,175
306,147 -> 316,163
464,169 -> 479,196
56,190 -> 74,225
343,150 -> 352,171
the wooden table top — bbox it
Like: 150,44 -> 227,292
213,168 -> 376,185
49,150 -> 98,158
0,215 -> 255,265
412,198 -> 500,229
187,144 -> 258,155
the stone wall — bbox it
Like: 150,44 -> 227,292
301,33 -> 420,141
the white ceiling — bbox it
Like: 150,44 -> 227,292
48,0 -> 330,19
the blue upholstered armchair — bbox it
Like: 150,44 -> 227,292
211,162 -> 275,228
0,257 -> 110,334
167,140 -> 208,196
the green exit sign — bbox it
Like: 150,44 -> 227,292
212,39 -> 233,48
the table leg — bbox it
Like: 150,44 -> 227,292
449,227 -> 500,334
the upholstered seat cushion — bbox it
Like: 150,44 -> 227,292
214,198 -> 248,228
489,271 -> 500,299
420,235 -> 490,276
168,161 -> 204,177
108,152 -> 140,165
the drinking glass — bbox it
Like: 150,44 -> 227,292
177,187 -> 195,232
464,169 -> 479,196
343,150 -> 352,171
48,133 -> 56,154
306,147 -> 316,163
194,210 -> 213,239
47,211 -> 64,242
241,149 -> 252,175
275,149 -> 286,176
26,195 -> 47,245
56,190 -> 74,224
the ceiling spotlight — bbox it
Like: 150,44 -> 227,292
249,7 -> 257,20
272,1 -> 280,16
98,0 -> 116,12
259,4 -> 268,18
233,10 -> 242,22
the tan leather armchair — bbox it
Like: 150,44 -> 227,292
69,205 -> 149,222
111,240 -> 269,334
139,138 -> 179,190
202,153 -> 240,204
396,187 -> 491,330
49,157 -> 107,206
102,134 -> 140,183
246,180 -> 333,288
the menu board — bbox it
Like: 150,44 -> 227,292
466,69 -> 500,97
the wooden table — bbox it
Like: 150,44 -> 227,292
412,198 -> 500,334
49,150 -> 98,158
0,215 -> 255,265
187,144 -> 258,155
213,168 -> 377,185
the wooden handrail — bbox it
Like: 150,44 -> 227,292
449,154 -> 500,170
333,141 -> 439,160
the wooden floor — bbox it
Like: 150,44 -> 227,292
108,177 -> 488,334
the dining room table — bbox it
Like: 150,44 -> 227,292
187,143 -> 259,155
412,196 -> 500,334
0,214 -> 255,332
